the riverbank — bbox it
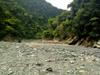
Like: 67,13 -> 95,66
0,41 -> 100,75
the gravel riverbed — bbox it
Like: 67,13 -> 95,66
0,41 -> 100,75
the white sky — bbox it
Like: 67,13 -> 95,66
45,0 -> 73,10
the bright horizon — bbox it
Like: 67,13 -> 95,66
45,0 -> 73,10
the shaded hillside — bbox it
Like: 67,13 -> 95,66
0,0 -> 62,40
17,0 -> 62,18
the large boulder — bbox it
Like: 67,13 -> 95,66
93,40 -> 100,48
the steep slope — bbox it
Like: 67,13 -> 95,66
17,0 -> 62,18
43,0 -> 100,46
0,0 -> 62,40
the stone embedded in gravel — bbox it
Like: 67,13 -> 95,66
94,58 -> 100,62
16,46 -> 20,48
85,55 -> 96,62
46,67 -> 53,72
35,63 -> 43,66
64,58 -> 68,61
8,68 -> 14,75
31,54 -> 35,57
67,70 -> 72,73
78,70 -> 87,74
45,59 -> 54,62
70,60 -> 75,64
71,52 -> 77,57
79,65 -> 85,69
8,72 -> 14,75
33,48 -> 37,51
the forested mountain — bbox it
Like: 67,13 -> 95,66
0,0 -> 62,40
17,0 -> 62,18
0,0 -> 100,46
44,0 -> 100,46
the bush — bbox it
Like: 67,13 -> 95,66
42,30 -> 54,39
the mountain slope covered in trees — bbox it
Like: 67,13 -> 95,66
44,0 -> 100,46
0,0 -> 100,47
17,0 -> 62,18
0,0 -> 62,40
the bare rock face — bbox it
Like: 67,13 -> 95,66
67,36 -> 79,45
81,37 -> 94,47
35,63 -> 43,67
67,36 -> 95,47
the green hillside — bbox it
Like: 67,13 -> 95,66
17,0 -> 62,18
43,0 -> 100,46
0,0 -> 62,40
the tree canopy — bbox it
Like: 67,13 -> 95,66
0,0 -> 62,40
44,0 -> 100,45
0,0 -> 100,45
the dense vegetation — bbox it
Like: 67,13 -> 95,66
0,0 -> 62,40
0,0 -> 100,46
44,0 -> 100,46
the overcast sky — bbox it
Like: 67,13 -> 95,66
45,0 -> 73,10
